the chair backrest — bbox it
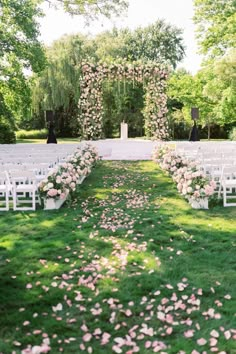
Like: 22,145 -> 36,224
9,170 -> 36,185
222,166 -> 236,180
0,171 -> 9,185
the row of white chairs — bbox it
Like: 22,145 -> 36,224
0,143 -> 79,150
0,170 -> 38,211
3,163 -> 52,182
0,143 -> 80,164
175,143 -> 236,207
200,163 -> 236,207
221,166 -> 236,207
0,144 -> 81,211
175,142 -> 236,157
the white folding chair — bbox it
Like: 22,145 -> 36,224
9,171 -> 37,211
221,166 -> 236,207
0,171 -> 12,211
22,163 -> 49,184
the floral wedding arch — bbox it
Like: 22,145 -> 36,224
78,61 -> 169,140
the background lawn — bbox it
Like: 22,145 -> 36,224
0,161 -> 235,353
16,138 -> 81,144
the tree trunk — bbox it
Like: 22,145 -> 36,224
208,123 -> 211,140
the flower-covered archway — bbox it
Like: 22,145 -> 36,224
78,61 -> 169,140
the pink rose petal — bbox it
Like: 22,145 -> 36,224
112,345 -> 122,353
210,330 -> 219,338
210,338 -> 218,346
145,341 -> 152,349
224,330 -> 231,340
83,333 -> 92,342
197,338 -> 207,346
184,330 -> 194,338
166,327 -> 173,335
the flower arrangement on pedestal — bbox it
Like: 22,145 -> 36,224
152,144 -> 216,208
38,144 -> 99,209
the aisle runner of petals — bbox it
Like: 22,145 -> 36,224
7,162 -> 235,354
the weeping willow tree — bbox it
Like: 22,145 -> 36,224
31,34 -> 95,136
46,0 -> 128,20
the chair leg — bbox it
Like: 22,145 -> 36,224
0,191 -> 9,211
33,191 -> 36,210
223,185 -> 236,207
13,190 -> 37,211
218,181 -> 222,199
13,189 -> 17,211
223,186 -> 226,207
6,190 -> 9,211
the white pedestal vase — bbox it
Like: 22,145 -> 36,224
189,197 -> 209,209
44,193 -> 68,210
120,122 -> 128,140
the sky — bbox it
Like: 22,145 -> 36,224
39,0 -> 203,74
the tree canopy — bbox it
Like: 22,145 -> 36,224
0,0 -> 45,74
47,0 -> 128,20
0,0 -> 128,127
31,34 -> 96,135
0,0 -> 46,125
194,0 -> 236,57
201,49 -> 236,125
167,47 -> 236,139
31,18 -> 185,137
94,20 -> 185,68
1,0 -> 235,139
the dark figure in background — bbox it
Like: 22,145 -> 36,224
189,120 -> 200,141
47,122 -> 57,144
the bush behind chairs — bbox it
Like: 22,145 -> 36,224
0,120 -> 16,144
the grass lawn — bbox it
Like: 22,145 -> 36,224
16,138 -> 230,144
0,160 -> 236,353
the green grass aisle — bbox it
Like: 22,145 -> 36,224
0,161 -> 236,353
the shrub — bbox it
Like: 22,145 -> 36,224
0,121 -> 16,144
229,127 -> 236,141
16,129 -> 48,139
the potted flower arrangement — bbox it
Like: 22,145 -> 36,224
152,144 -> 216,209
173,164 -> 216,209
152,144 -> 173,163
159,150 -> 189,175
38,164 -> 73,210
38,144 -> 99,210
66,143 -> 99,183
